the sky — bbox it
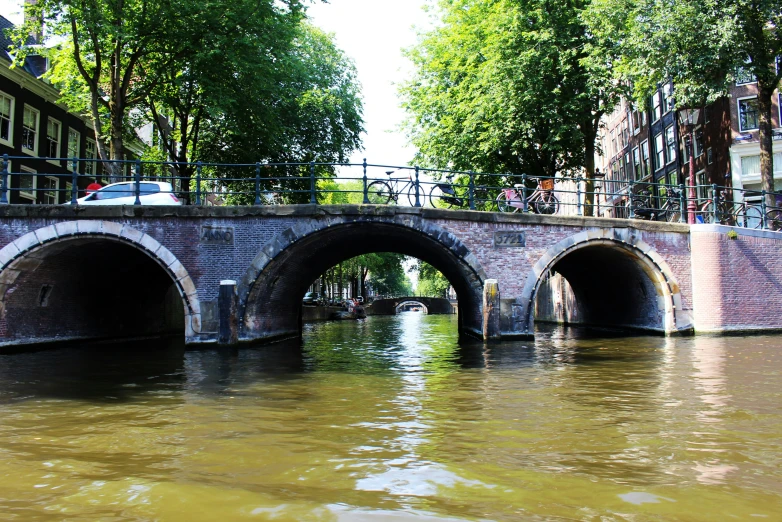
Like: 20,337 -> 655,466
0,0 -> 432,168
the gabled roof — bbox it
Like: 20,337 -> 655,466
0,15 -> 47,78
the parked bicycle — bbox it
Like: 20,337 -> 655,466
698,190 -> 763,228
630,186 -> 682,223
496,177 -> 558,214
366,169 -> 423,206
428,173 -> 468,208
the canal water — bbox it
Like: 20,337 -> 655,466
0,314 -> 781,521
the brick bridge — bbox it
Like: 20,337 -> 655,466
1,204 -> 781,349
368,297 -> 455,315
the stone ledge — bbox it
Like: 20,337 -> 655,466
0,203 -> 691,232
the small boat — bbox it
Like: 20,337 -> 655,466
331,305 -> 366,320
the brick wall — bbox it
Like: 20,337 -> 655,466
692,225 -> 782,332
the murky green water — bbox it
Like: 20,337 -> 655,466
1,313 -> 781,521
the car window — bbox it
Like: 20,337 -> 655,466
139,183 -> 161,195
95,184 -> 134,200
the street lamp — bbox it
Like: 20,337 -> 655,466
678,107 -> 701,224
594,168 -> 605,216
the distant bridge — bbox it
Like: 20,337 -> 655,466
368,297 -> 456,315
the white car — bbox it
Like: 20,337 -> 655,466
76,181 -> 181,206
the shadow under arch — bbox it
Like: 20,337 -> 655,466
517,232 -> 690,335
237,218 -> 487,342
0,221 -> 201,346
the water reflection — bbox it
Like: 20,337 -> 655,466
0,315 -> 780,520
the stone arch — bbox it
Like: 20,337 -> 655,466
0,221 -> 201,340
516,228 -> 688,335
237,215 -> 487,342
395,300 -> 429,314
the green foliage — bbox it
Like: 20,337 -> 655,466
412,260 -> 450,298
401,0 -> 620,188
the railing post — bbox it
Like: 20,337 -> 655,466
362,158 -> 369,204
414,166 -> 421,207
628,178 -> 635,219
761,189 -> 767,229
576,175 -> 582,216
521,172 -> 528,212
254,162 -> 262,206
679,183 -> 686,223
71,158 -> 78,205
711,183 -> 719,222
134,159 -> 141,205
309,161 -> 317,204
468,171 -> 475,210
195,161 -> 202,206
0,154 -> 8,204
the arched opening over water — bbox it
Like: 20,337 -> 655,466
0,233 -> 192,346
529,239 -> 680,334
395,301 -> 429,314
240,221 -> 486,342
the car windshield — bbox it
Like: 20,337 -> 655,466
94,183 -> 161,200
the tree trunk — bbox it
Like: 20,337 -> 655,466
757,83 -> 777,210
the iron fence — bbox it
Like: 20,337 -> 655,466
1,154 -> 781,230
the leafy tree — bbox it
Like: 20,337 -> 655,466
584,0 -> 782,208
412,260 -> 451,297
401,0 -> 622,215
12,0 -> 213,177
198,23 -> 364,201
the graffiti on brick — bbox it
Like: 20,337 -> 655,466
494,231 -> 526,247
200,225 -> 234,245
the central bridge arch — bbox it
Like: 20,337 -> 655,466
238,216 -> 487,343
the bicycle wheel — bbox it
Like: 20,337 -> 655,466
734,204 -> 762,229
766,209 -> 782,231
366,180 -> 393,204
406,183 -> 425,207
665,202 -> 682,223
629,198 -> 650,219
534,192 -> 559,215
496,190 -> 518,213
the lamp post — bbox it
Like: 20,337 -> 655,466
678,107 -> 701,224
594,168 -> 605,217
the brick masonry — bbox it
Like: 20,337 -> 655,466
0,205 -> 775,347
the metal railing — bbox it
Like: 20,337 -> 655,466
1,154 -> 781,230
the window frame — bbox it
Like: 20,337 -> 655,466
738,96 -> 760,132
21,105 -> 40,156
41,175 -> 59,204
18,165 -> 36,202
46,117 -> 61,165
707,147 -> 713,165
632,146 -> 641,180
661,83 -> 674,115
654,133 -> 664,171
0,91 -> 14,147
652,92 -> 661,122
66,128 -> 80,171
665,125 -> 676,165
640,140 -> 650,179
85,138 -> 98,177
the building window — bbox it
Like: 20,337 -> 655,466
46,118 -> 61,160
641,140 -> 650,177
707,147 -> 713,164
697,170 -> 708,202
630,107 -> 640,134
85,139 -> 97,176
610,129 -> 617,157
693,128 -> 704,157
19,166 -> 36,202
67,129 -> 80,170
41,176 -> 59,204
665,125 -> 676,164
632,147 -> 641,180
654,133 -> 664,171
621,119 -> 629,147
0,92 -> 13,145
741,155 -> 760,177
652,92 -> 661,122
739,97 -> 759,132
736,65 -> 756,85
22,105 -> 39,154
662,83 -> 674,114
